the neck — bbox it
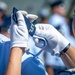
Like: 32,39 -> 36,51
0,32 -> 10,38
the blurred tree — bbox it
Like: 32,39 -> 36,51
67,0 -> 75,17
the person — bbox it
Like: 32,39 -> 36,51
39,9 -> 56,75
0,9 -> 48,75
66,18 -> 75,48
39,8 -> 49,24
0,1 -> 11,42
46,1 -> 68,74
0,2 -> 11,74
4,9 -> 75,75
5,10 -> 29,75
6,10 -> 48,75
48,0 -> 69,38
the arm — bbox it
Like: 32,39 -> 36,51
6,48 -> 24,75
61,10 -> 75,68
5,10 -> 28,75
34,23 -> 75,69
61,45 -> 75,69
46,66 -> 54,75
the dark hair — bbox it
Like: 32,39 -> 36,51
50,1 -> 63,8
0,16 -> 11,32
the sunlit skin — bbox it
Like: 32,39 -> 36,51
0,12 -> 3,25
60,12 -> 75,69
6,47 -> 25,75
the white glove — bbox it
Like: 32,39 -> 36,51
26,14 -> 38,22
10,11 -> 28,49
34,24 -> 70,54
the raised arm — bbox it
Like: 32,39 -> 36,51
61,9 -> 75,68
34,23 -> 75,69
61,10 -> 75,68
6,11 -> 28,75
60,45 -> 75,68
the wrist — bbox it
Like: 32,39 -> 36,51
11,41 -> 28,49
60,43 -> 71,56
62,43 -> 71,53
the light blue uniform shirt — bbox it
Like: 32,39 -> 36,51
0,41 -> 10,75
0,35 -> 47,75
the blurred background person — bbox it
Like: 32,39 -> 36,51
48,0 -> 69,37
38,8 -> 55,75
0,1 -> 11,42
0,1 -> 11,75
66,17 -> 75,48
45,52 -> 66,75
45,0 -> 68,75
38,8 -> 49,24
45,0 -> 75,75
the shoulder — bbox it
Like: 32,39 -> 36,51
49,14 -> 64,26
35,23 -> 52,26
0,34 -> 10,42
0,41 -> 10,48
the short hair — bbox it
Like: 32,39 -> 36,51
49,1 -> 63,8
0,16 -> 11,32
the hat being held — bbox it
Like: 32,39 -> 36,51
21,38 -> 47,75
21,56 -> 46,75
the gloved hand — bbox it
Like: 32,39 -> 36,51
34,24 -> 70,54
13,7 -> 38,36
10,11 -> 28,50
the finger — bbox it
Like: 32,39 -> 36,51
20,10 -> 28,16
26,14 -> 38,22
11,14 -> 15,24
16,11 -> 25,26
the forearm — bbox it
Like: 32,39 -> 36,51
5,10 -> 28,75
60,45 -> 75,69
5,47 -> 24,75
46,66 -> 54,75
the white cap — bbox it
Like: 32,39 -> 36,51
39,8 -> 49,17
0,1 -> 8,10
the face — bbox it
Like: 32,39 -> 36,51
58,4 -> 66,16
0,12 -> 3,19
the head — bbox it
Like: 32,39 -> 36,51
0,1 -> 10,34
0,9 -> 6,24
0,16 -> 11,35
50,1 -> 66,16
0,1 -> 8,15
39,8 -> 49,23
0,1 -> 8,24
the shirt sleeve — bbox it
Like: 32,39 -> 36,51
0,41 -> 10,75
